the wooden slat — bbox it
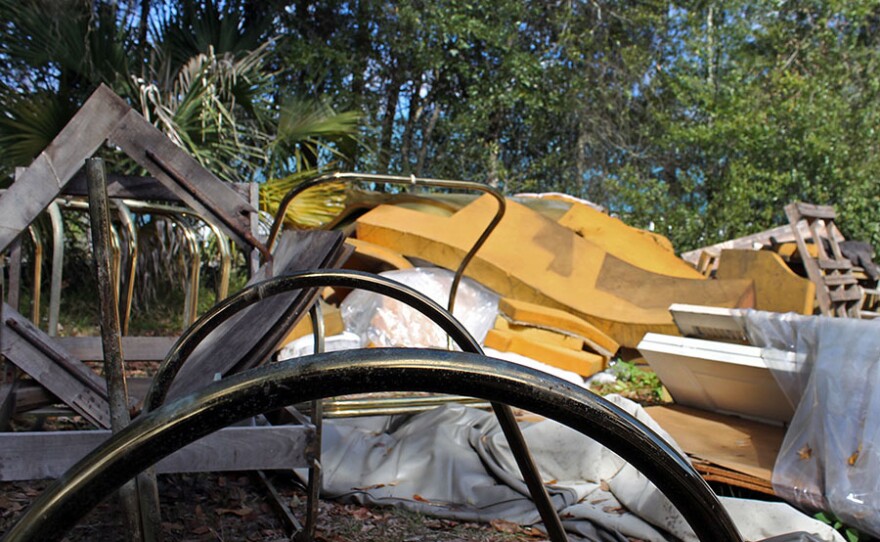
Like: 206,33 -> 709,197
794,202 -> 837,220
11,380 -> 58,413
0,381 -> 15,431
166,229 -> 347,400
786,203 -> 831,315
829,288 -> 863,303
107,111 -> 257,250
0,85 -> 130,253
0,425 -> 309,480
6,234 -> 22,311
691,459 -> 775,495
55,336 -> 177,362
2,304 -> 110,428
823,273 -> 858,286
785,201 -> 866,317
63,173 -> 180,201
10,377 -> 150,414
817,258 -> 852,270
61,175 -> 255,206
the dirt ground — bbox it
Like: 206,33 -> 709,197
0,472 -> 550,542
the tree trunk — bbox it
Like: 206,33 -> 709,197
415,104 -> 441,177
377,71 -> 403,175
138,0 -> 151,77
346,0 -> 372,170
399,81 -> 423,174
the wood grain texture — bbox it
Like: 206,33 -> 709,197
0,85 -> 129,252
2,304 -> 110,428
107,110 -> 256,249
56,336 -> 177,362
0,425 -> 309,480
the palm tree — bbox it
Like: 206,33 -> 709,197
0,0 -> 362,188
0,0 -> 364,328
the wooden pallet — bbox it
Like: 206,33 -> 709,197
785,202 -> 862,317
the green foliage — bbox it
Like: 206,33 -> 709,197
3,0 -> 880,253
814,511 -> 864,542
591,360 -> 665,405
275,0 -> 880,252
0,0 -> 363,183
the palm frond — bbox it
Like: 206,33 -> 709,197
135,45 -> 274,182
0,91 -> 77,176
259,171 -> 348,229
268,99 -> 363,177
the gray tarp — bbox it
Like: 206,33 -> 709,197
309,395 -> 843,541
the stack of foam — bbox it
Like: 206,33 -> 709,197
485,298 -> 619,377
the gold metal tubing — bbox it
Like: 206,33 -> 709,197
113,201 -> 138,336
26,226 -> 43,327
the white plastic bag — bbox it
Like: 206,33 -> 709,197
341,267 -> 499,349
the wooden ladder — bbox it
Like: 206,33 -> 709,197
785,202 -> 862,317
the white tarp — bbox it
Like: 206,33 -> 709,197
311,397 -> 843,541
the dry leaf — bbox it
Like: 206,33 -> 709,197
351,506 -> 372,520
216,506 -> 253,517
797,445 -> 812,460
490,519 -> 520,533
848,445 -> 862,466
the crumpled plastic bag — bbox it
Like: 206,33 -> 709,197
341,267 -> 499,349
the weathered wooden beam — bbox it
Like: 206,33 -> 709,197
11,380 -> 58,413
55,336 -> 176,363
107,111 -> 260,252
6,238 -> 21,311
58,175 -> 254,206
10,378 -> 153,416
0,85 -> 130,253
0,425 -> 309,481
64,173 -> 181,202
0,381 -> 15,431
2,304 -> 111,428
166,229 -> 347,400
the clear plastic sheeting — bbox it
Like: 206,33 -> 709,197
277,331 -> 362,359
340,267 -> 499,349
744,310 -> 880,536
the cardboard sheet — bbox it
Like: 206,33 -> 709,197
645,404 -> 784,488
